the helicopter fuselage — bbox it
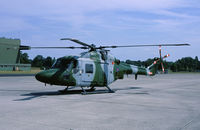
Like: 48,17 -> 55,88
35,50 -> 153,88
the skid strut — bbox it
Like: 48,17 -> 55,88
81,87 -> 87,95
106,85 -> 115,93
59,86 -> 69,93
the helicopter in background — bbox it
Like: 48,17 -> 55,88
21,38 -> 189,94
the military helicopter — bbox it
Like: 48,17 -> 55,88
21,38 -> 189,94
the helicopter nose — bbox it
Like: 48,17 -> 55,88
35,70 -> 52,83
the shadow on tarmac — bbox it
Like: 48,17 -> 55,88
14,86 -> 144,101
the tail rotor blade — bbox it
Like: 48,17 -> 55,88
158,45 -> 169,73
153,58 -> 160,64
161,62 -> 165,72
159,46 -> 162,60
163,54 -> 170,59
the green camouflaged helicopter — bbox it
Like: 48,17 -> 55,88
24,38 -> 189,94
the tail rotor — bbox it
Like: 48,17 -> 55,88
157,46 -> 170,73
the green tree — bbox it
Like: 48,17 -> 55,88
32,55 -> 44,68
43,56 -> 53,69
173,57 -> 199,72
170,63 -> 177,72
195,56 -> 200,71
20,52 -> 31,64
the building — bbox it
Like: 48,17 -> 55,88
0,37 -> 31,71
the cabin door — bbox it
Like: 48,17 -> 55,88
82,62 -> 95,82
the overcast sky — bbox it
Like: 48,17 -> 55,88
0,0 -> 199,61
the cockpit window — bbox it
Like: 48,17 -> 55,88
51,58 -> 71,69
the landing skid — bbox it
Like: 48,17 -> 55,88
58,86 -> 115,95
81,86 -> 115,95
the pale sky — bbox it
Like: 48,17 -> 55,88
0,0 -> 199,61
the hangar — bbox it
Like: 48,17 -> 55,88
0,37 -> 31,71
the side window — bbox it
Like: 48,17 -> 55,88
85,64 -> 93,73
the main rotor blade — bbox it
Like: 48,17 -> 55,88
61,38 -> 93,48
19,45 -> 31,50
97,43 -> 190,49
19,46 -> 88,50
31,47 -> 88,49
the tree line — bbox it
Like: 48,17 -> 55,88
126,56 -> 200,72
20,52 -> 200,72
20,52 -> 55,69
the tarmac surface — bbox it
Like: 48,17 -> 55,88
0,74 -> 200,130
